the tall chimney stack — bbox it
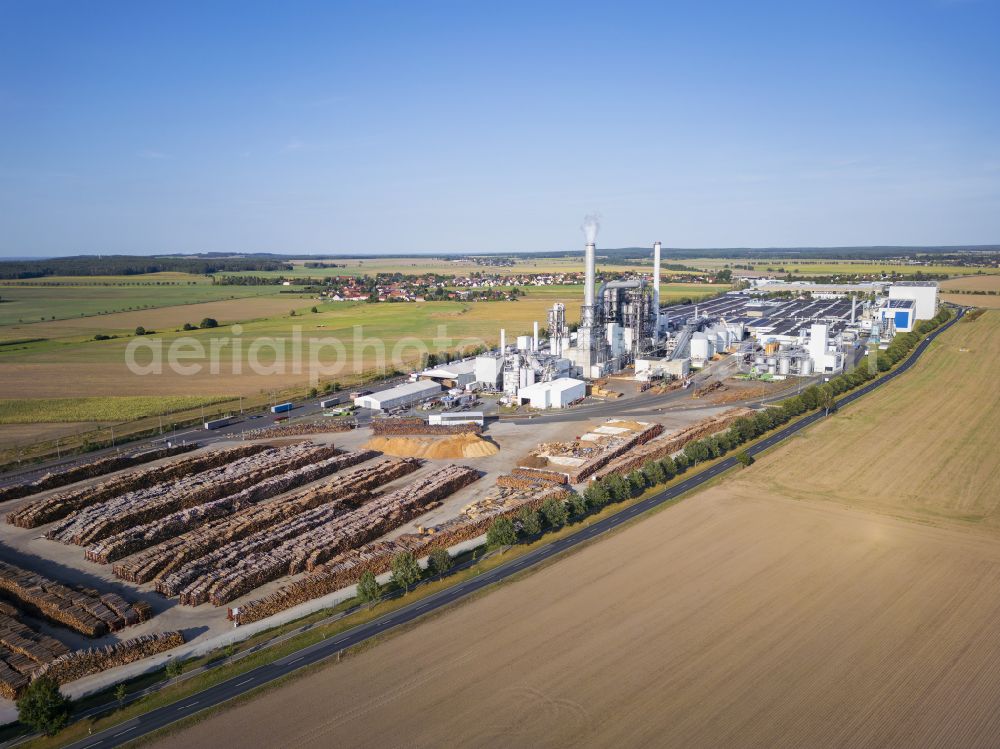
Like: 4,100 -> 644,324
653,241 -> 662,328
533,321 -> 539,351
851,294 -> 856,324
499,328 -> 506,354
583,242 -> 596,326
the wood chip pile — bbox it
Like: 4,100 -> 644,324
47,442 -> 339,546
230,481 -> 565,625
33,631 -> 184,687
115,457 -> 417,586
371,418 -> 481,436
591,408 -> 755,481
6,444 -> 267,528
0,444 -> 198,505
0,561 -> 150,637
241,421 -> 356,439
169,463 -> 478,607
0,610 -> 70,699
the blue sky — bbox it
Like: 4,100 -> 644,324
1,0 -> 998,256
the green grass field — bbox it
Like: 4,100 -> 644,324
0,395 -> 233,424
0,276 -> 285,327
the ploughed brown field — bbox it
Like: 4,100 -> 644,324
155,312 -> 1000,749
941,275 -> 1000,308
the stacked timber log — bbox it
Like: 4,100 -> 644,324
590,408 -> 755,481
48,442 -> 339,546
0,561 -> 149,636
509,467 -> 568,485
229,482 -> 566,625
34,631 -> 184,686
6,444 -> 267,528
371,418 -> 481,436
567,422 -> 664,482
0,444 -> 197,505
241,421 -> 356,439
85,449 -> 376,564
115,457 -> 418,585
0,610 -> 70,698
168,464 -> 479,606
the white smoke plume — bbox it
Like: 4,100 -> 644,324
581,213 -> 601,244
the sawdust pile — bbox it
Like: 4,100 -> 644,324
364,433 -> 499,460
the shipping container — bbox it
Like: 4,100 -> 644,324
270,402 -> 293,414
319,396 -> 345,409
203,416 -> 237,430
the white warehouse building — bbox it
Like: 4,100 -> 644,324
888,281 -> 938,321
516,377 -> 586,409
354,380 -> 442,411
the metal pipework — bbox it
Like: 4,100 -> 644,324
653,241 -> 662,327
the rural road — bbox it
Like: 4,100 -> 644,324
56,307 -> 963,749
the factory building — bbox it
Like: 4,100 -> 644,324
888,281 -> 938,320
516,377 -> 586,409
879,298 -> 916,333
418,360 -> 477,389
354,380 -> 441,411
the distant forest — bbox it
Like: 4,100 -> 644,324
0,255 -> 293,279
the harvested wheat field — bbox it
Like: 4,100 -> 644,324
364,433 -> 499,459
155,486 -> 1000,749
739,309 -> 1000,531
941,276 -> 1000,308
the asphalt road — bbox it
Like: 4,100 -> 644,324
57,308 -> 963,749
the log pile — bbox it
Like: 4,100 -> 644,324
33,631 -> 184,686
371,418 -> 481,436
85,449 -> 374,564
6,444 -> 267,528
0,444 -> 197,505
48,442 -> 339,546
509,467 -> 568,485
169,464 -> 478,607
0,610 -> 70,698
241,421 -> 356,439
115,457 -> 417,585
591,408 -> 755,481
566,422 -> 664,482
0,561 -> 149,636
230,482 -> 565,625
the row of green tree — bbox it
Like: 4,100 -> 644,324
0,256 -> 292,279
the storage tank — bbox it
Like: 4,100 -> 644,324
754,354 -> 765,366
778,357 -> 791,375
767,363 -> 777,374
799,358 -> 813,376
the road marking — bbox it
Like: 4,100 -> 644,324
177,701 -> 199,710
287,656 -> 304,665
234,678 -> 254,687
114,726 -> 136,736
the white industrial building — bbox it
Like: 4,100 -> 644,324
806,323 -> 843,374
429,411 -> 484,427
419,360 -> 477,389
516,377 -> 586,409
354,380 -> 441,411
888,281 -> 938,320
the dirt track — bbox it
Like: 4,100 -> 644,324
154,485 -> 1000,749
